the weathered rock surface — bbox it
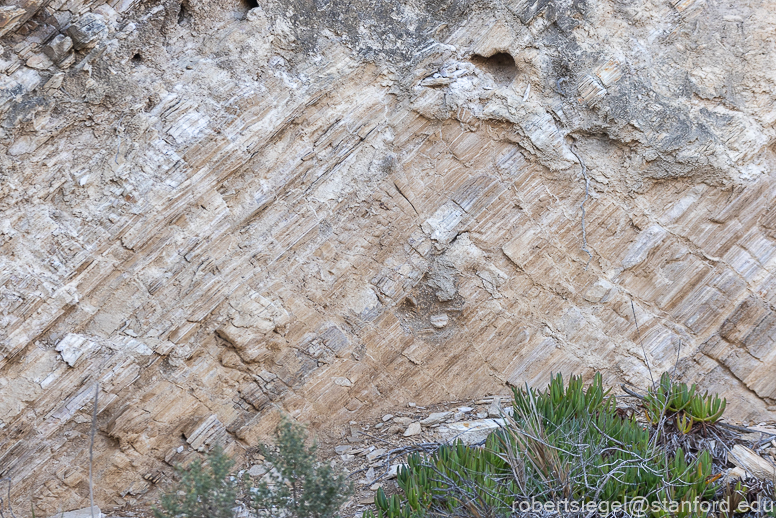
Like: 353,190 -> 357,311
728,444 -> 776,482
1,0 -> 776,513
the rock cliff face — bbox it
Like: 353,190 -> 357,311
1,0 -> 776,512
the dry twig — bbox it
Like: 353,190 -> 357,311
569,142 -> 592,270
89,383 -> 99,518
0,477 -> 18,518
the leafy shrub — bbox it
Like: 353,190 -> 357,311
155,418 -> 351,518
367,373 -> 723,518
245,417 -> 351,518
154,445 -> 237,518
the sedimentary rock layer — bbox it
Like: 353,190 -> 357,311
1,0 -> 775,512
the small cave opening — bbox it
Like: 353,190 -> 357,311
177,2 -> 192,25
131,53 -> 143,64
241,0 -> 259,12
470,52 -> 519,86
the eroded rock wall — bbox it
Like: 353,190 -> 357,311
1,0 -> 776,512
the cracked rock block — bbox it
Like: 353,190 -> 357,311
577,74 -> 607,105
26,53 -> 53,69
420,411 -> 451,426
0,0 -> 47,37
728,445 -> 776,482
403,422 -> 421,436
43,34 -> 74,63
239,382 -> 270,411
184,415 -> 227,452
66,13 -> 107,50
422,202 -> 465,245
320,325 -> 350,357
216,324 -> 273,363
0,6 -> 27,37
55,333 -> 97,367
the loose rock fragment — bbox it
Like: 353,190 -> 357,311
366,448 -> 386,462
0,6 -> 27,37
429,313 -> 449,328
26,53 -> 53,70
55,334 -> 97,367
438,419 -> 505,445
403,422 -> 421,436
386,463 -> 404,479
725,467 -> 747,482
420,411 -> 451,426
183,415 -> 227,452
248,464 -> 268,477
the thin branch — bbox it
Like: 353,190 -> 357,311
672,339 -> 682,378
717,421 -> 776,437
0,477 -> 18,518
569,142 -> 592,270
620,384 -> 645,400
89,383 -> 99,518
630,298 -> 655,387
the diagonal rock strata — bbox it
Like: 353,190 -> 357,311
0,0 -> 775,513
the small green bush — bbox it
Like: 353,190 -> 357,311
154,418 -> 351,518
154,445 -> 237,518
245,418 -> 351,518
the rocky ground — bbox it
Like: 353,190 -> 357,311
327,394 -> 518,511
79,388 -> 776,518
328,393 -> 776,517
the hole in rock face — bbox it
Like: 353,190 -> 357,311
241,0 -> 259,11
177,2 -> 192,25
131,53 -> 142,63
470,52 -> 518,86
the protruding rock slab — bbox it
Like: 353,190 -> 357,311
438,419 -> 506,445
728,445 -> 776,482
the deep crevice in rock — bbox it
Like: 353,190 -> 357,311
177,2 -> 192,25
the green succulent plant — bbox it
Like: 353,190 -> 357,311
644,372 -> 726,429
719,480 -> 748,518
676,413 -> 694,434
366,373 -> 724,518
687,391 -> 726,423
